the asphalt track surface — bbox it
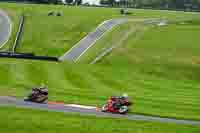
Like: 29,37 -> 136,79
0,96 -> 200,126
0,10 -> 12,48
59,19 -> 129,62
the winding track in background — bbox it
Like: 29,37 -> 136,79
59,19 -> 129,62
59,18 -> 161,62
0,10 -> 12,48
0,96 -> 200,126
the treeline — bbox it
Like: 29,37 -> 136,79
0,0 -> 48,3
2,0 -> 200,11
1,0 -> 82,5
100,0 -> 200,11
35,0 -> 81,4
0,0 -> 63,4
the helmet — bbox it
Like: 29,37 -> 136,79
122,93 -> 128,98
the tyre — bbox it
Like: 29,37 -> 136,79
42,99 -> 48,104
35,96 -> 48,103
118,105 -> 128,114
24,97 -> 30,101
24,96 -> 31,102
101,104 -> 108,112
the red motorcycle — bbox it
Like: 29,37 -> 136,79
101,96 -> 132,114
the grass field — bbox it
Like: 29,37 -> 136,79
0,3 -> 122,56
78,20 -> 149,63
0,3 -> 120,56
0,52 -> 199,121
97,22 -> 200,119
0,3 -> 199,56
0,2 -> 200,126
0,106 -> 200,133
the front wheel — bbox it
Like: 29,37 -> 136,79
24,96 -> 31,101
101,104 -> 108,112
118,105 -> 128,114
35,96 -> 48,104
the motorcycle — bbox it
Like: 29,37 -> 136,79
24,87 -> 48,104
101,96 -> 132,114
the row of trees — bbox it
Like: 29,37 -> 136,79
3,0 -> 200,11
43,0 -> 82,5
2,0 -> 82,5
28,0 -> 81,5
33,0 -> 200,11
100,0 -> 200,10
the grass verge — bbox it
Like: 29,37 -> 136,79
0,106 -> 200,133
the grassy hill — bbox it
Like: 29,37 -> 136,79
0,2 -> 200,125
0,3 -> 122,56
0,3 -> 199,56
94,21 -> 200,120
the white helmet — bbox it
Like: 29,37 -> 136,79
122,93 -> 128,98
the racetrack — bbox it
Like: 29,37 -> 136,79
0,96 -> 200,126
0,10 -> 12,48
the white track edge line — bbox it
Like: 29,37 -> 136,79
0,10 -> 12,49
59,19 -> 112,61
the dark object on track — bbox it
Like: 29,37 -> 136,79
102,95 -> 132,114
24,86 -> 48,103
120,9 -> 132,15
0,52 -> 34,56
56,12 -> 62,16
48,11 -> 54,16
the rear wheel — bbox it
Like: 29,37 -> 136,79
101,104 -> 108,112
24,97 -> 30,101
35,95 -> 48,103
42,99 -> 48,104
119,105 -> 128,114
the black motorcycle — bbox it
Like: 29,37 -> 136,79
24,87 -> 48,104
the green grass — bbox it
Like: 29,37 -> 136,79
0,55 -> 200,120
78,22 -> 139,63
0,3 -> 200,56
0,3 -> 200,121
78,20 -> 150,63
0,3 -> 123,56
0,106 -> 200,133
97,23 -> 200,119
101,23 -> 200,79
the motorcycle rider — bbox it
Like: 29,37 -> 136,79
31,84 -> 48,96
25,84 -> 48,100
39,84 -> 48,95
112,93 -> 129,109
